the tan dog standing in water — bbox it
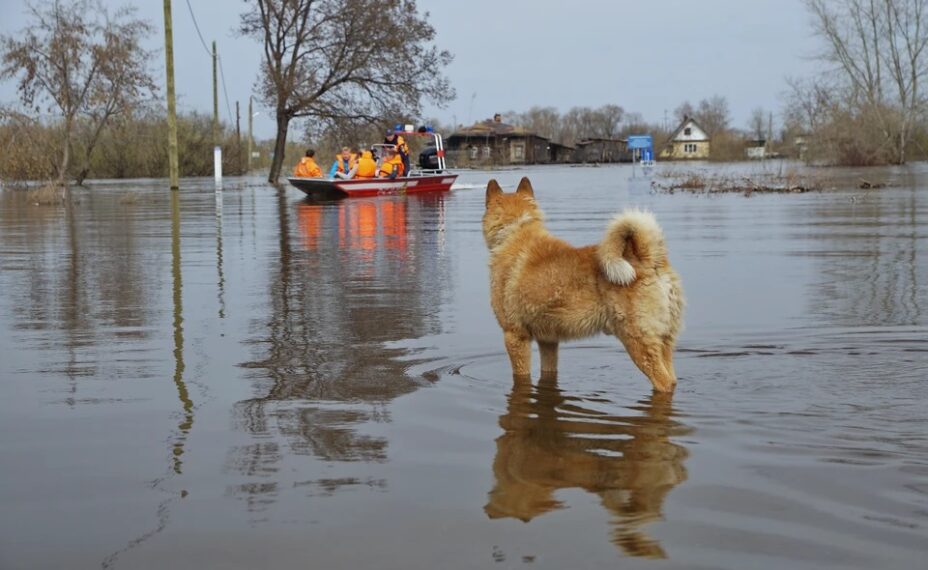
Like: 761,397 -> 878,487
482,177 -> 684,392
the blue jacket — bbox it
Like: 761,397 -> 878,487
328,155 -> 358,177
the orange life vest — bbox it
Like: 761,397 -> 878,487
293,157 -> 322,178
356,151 -> 377,178
378,155 -> 404,178
335,153 -> 357,173
385,135 -> 409,158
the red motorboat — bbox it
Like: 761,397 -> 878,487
289,129 -> 456,199
288,171 -> 458,199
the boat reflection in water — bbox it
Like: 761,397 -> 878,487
485,375 -> 691,558
232,193 -> 448,513
297,198 -> 424,257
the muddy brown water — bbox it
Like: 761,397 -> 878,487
1,164 -> 926,569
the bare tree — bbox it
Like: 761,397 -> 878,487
559,106 -> 591,145
591,104 -> 625,139
509,106 -> 561,140
783,75 -> 836,133
505,104 -> 629,145
240,0 -> 454,183
748,107 -> 767,140
622,111 -> 646,130
695,95 -> 731,137
0,0 -> 155,186
805,0 -> 928,163
673,101 -> 695,123
306,106 -> 411,157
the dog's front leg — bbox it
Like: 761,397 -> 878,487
503,329 -> 532,378
538,341 -> 558,376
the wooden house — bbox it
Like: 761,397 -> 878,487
446,114 -> 551,166
547,142 -> 576,163
661,116 -> 711,159
575,138 -> 628,163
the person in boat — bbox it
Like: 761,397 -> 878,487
384,130 -> 410,177
328,146 -> 358,179
355,149 -> 377,178
293,149 -> 322,178
378,146 -> 405,179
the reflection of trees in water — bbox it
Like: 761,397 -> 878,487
0,190 -> 196,568
485,376 -> 691,558
232,192 -> 449,500
0,191 -> 154,400
803,188 -> 924,327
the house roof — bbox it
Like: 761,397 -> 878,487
668,117 -> 710,142
576,138 -> 627,146
449,119 -> 547,140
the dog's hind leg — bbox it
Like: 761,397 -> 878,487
504,329 -> 532,378
661,339 -> 677,383
620,335 -> 676,393
538,341 -> 559,376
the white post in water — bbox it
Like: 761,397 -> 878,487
214,145 -> 222,189
212,41 -> 221,190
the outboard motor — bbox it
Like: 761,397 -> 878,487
418,145 -> 439,170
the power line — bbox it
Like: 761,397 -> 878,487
183,0 -> 211,58
184,0 -> 232,125
217,54 -> 234,126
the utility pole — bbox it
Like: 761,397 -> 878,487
247,96 -> 253,173
235,100 -> 241,175
162,0 -> 179,190
212,41 -> 219,146
212,41 -> 221,188
767,111 -> 773,156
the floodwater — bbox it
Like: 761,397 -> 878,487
0,163 -> 926,570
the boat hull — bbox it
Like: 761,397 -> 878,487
288,173 -> 457,199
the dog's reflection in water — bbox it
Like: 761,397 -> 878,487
484,375 -> 691,558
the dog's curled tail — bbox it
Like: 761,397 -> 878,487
597,209 -> 667,285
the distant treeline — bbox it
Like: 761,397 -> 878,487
0,110 -> 286,184
782,77 -> 928,166
0,108 -> 431,185
496,94 -> 928,165
496,100 -> 763,162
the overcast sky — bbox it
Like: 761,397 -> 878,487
0,0 -> 821,139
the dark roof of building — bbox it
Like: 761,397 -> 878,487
576,138 -> 627,146
449,119 -> 547,140
668,117 -> 710,142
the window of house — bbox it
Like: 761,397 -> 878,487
684,127 -> 692,136
512,143 -> 524,160
469,145 -> 478,159
684,143 -> 697,153
483,146 -> 491,159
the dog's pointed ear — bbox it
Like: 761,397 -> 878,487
516,177 -> 534,197
486,179 -> 503,206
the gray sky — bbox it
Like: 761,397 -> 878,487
0,0 -> 820,140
